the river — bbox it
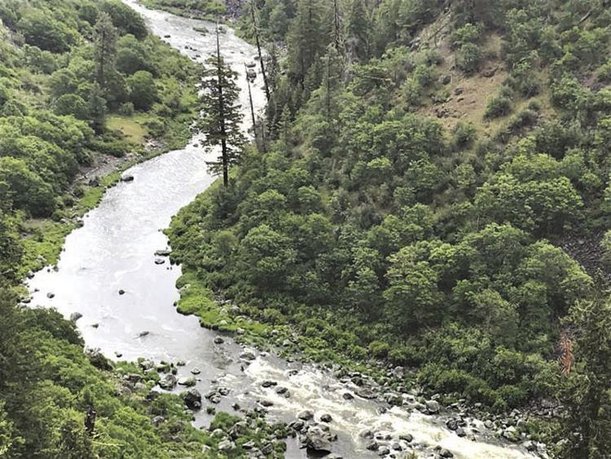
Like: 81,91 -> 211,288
27,3 -> 539,458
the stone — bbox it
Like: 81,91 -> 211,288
183,388 -> 202,410
320,413 -> 333,423
121,174 -> 134,182
262,380 -> 277,388
154,249 -> 171,257
365,440 -> 379,451
343,392 -> 354,400
158,374 -> 177,390
425,400 -> 440,414
260,399 -> 274,407
191,367 -> 201,375
275,386 -> 288,395
154,258 -> 165,265
178,376 -> 196,387
439,448 -> 454,458
355,388 -> 377,400
399,433 -> 413,443
304,428 -> 332,454
69,312 -> 83,322
242,440 -> 256,450
240,350 -> 256,361
152,415 -> 165,426
138,331 -> 150,338
118,289 -> 125,295
439,74 -> 452,85
392,442 -> 402,451
454,87 -> 464,95
47,292 -> 55,299
456,427 -> 466,437
482,67 -> 497,78
502,426 -> 519,442
297,410 -> 314,421
217,440 -> 235,452
446,419 -> 458,431
214,336 -> 224,344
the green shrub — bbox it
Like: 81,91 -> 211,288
484,95 -> 513,119
456,43 -> 482,74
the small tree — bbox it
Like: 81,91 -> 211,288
198,30 -> 245,187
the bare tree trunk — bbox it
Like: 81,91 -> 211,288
251,3 -> 270,102
216,24 -> 229,187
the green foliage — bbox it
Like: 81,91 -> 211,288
169,4 -> 610,446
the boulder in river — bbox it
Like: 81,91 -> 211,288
320,413 -> 333,423
121,174 -> 134,182
154,258 -> 165,265
183,388 -> 202,410
297,410 -> 314,421
191,367 -> 201,375
154,249 -> 172,257
426,400 -> 440,414
118,289 -> 125,295
47,292 -> 55,299
304,427 -> 332,454
239,350 -> 256,361
70,312 -> 83,322
178,376 -> 196,387
214,336 -> 224,344
355,387 -> 377,400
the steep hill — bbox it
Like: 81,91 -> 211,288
168,0 -> 611,457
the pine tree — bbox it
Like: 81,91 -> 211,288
346,0 -> 370,61
93,12 -> 118,90
287,0 -> 326,87
198,30 -> 245,187
559,295 -> 611,458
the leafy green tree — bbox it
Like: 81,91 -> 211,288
17,10 -> 75,53
0,157 -> 55,217
127,70 -> 157,111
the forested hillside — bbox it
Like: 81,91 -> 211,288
168,0 -> 611,457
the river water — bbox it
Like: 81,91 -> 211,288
27,3 -> 538,458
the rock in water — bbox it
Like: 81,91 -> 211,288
121,174 -> 134,182
426,400 -> 440,414
183,388 -> 202,410
297,410 -> 314,421
178,376 -> 196,387
70,312 -> 83,322
305,428 -> 332,454
239,350 -> 256,361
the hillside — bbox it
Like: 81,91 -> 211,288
168,0 -> 611,457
